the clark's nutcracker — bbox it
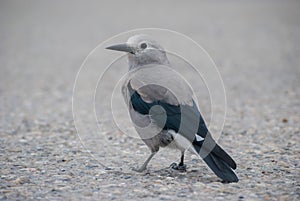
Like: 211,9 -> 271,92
106,35 -> 238,182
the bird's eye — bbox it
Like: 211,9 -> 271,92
140,43 -> 147,49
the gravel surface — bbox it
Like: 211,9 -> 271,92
1,1 -> 300,200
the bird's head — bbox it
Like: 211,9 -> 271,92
106,34 -> 169,69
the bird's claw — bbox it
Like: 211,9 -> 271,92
170,162 -> 187,172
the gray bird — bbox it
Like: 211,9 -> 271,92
106,34 -> 238,182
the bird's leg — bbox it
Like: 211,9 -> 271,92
178,152 -> 185,167
170,151 -> 187,172
133,151 -> 157,172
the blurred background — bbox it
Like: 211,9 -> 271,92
1,0 -> 299,200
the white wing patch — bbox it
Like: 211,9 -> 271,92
196,135 -> 204,142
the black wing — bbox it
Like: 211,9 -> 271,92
130,89 -> 208,141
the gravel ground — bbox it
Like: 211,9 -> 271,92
1,1 -> 300,200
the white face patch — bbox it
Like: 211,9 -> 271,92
195,135 -> 204,142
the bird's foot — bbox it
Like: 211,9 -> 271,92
170,162 -> 187,172
132,166 -> 146,173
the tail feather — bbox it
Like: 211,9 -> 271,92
194,133 -> 237,169
211,143 -> 237,169
193,139 -> 238,182
203,153 -> 239,182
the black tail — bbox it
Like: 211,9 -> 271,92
193,136 -> 238,183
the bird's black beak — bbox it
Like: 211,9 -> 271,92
106,43 -> 135,54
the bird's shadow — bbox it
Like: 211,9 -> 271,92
106,166 -> 221,184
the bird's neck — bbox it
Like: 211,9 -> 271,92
128,55 -> 170,70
